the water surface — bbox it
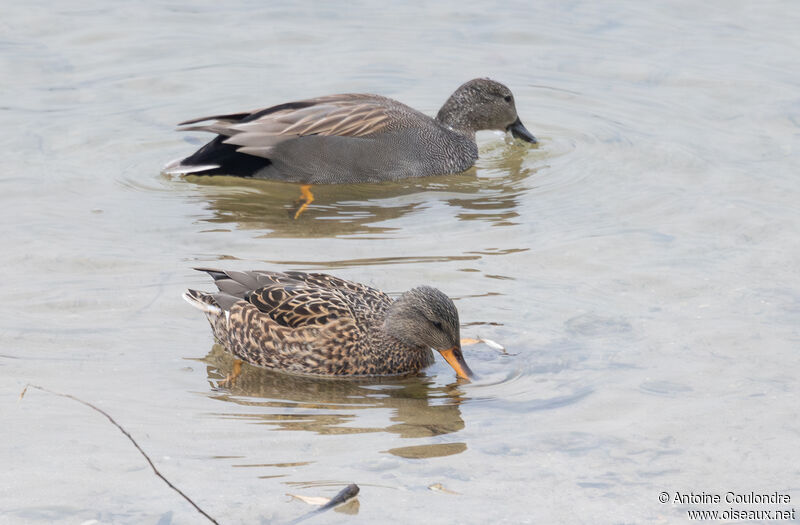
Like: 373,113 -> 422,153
3,1 -> 800,523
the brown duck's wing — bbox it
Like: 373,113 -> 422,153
194,269 -> 388,374
196,268 -> 387,328
283,271 -> 391,310
196,268 -> 296,299
177,94 -> 412,159
246,282 -> 354,328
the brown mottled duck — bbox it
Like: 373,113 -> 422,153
183,268 -> 474,380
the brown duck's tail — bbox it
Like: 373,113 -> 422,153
183,289 -> 224,317
183,286 -> 242,319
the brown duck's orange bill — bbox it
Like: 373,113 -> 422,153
438,346 -> 474,380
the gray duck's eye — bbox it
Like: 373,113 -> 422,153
504,95 -> 513,103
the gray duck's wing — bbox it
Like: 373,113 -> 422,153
178,94 -> 418,159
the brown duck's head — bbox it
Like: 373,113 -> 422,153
385,286 -> 474,380
436,78 -> 537,144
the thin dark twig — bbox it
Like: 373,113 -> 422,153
286,484 -> 360,525
19,384 -> 219,525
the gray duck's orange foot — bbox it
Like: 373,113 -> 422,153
292,184 -> 314,219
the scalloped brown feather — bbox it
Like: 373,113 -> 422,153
185,269 -> 435,377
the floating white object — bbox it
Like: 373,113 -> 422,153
429,483 -> 461,495
461,337 -> 506,353
286,493 -> 330,506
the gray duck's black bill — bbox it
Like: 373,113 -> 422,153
507,117 -> 537,143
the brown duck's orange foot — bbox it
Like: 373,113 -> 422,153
292,184 -> 314,219
218,359 -> 243,387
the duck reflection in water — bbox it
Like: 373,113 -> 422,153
181,138 -> 538,238
199,345 -> 468,458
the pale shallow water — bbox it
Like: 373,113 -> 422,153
3,1 -> 800,524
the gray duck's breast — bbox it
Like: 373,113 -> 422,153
262,128 -> 478,184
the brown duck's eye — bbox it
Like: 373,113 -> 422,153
504,95 -> 512,103
432,321 -> 443,330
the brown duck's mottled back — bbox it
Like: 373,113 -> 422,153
183,268 -> 438,377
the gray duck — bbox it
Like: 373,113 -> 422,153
165,78 -> 536,217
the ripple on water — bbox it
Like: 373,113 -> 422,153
565,312 -> 633,338
639,380 -> 693,397
124,125 -> 569,238
463,341 -> 595,412
194,337 -> 593,451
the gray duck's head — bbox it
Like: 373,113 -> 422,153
436,78 -> 537,144
384,286 -> 473,379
